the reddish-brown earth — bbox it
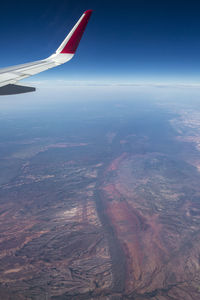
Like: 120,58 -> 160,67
100,151 -> 200,299
1,101 -> 200,300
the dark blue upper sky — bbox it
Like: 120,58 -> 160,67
1,0 -> 200,83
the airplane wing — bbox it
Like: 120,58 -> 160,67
0,10 -> 92,95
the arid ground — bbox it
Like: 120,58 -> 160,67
0,89 -> 200,299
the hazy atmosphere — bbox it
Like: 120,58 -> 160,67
1,1 -> 200,299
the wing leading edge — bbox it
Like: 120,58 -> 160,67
0,10 -> 93,94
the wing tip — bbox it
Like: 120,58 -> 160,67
84,9 -> 93,15
59,9 -> 93,54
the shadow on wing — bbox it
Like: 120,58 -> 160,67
0,84 -> 36,95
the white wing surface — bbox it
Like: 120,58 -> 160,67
0,10 -> 92,94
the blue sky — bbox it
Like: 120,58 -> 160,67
1,0 -> 200,83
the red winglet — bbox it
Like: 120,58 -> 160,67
60,10 -> 93,54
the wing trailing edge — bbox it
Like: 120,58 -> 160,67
0,84 -> 36,95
